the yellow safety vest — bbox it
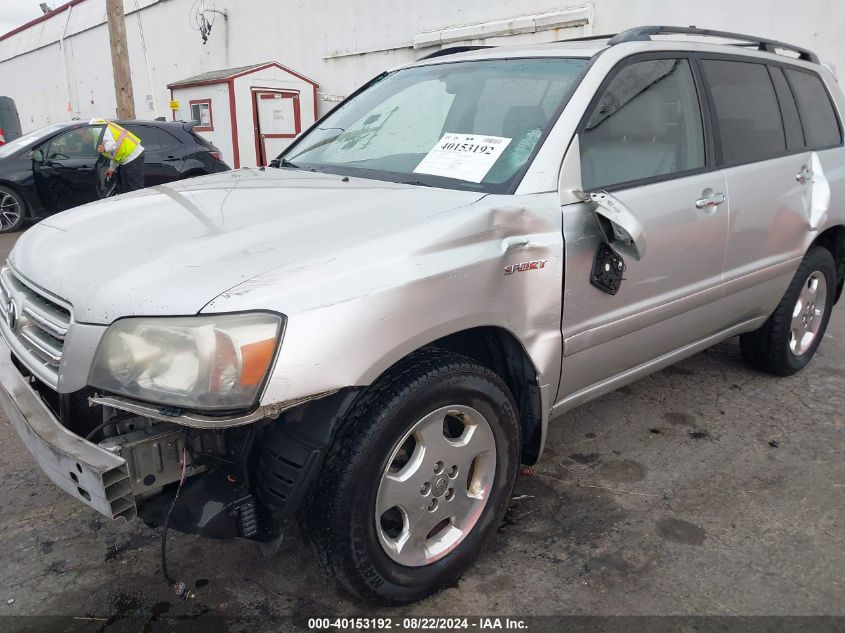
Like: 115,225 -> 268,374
90,119 -> 141,164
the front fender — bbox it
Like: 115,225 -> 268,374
202,193 -> 565,409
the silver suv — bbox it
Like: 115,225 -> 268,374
1,26 -> 843,604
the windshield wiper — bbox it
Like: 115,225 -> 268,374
270,158 -> 300,169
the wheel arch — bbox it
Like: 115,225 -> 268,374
256,325 -> 545,527
811,225 -> 845,303
0,180 -> 31,217
425,326 -> 544,465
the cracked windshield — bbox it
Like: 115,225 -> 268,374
284,58 -> 588,192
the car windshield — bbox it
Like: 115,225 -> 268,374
282,57 -> 588,193
0,123 -> 69,159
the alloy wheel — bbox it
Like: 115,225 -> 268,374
0,192 -> 21,231
375,405 -> 497,567
790,271 -> 827,356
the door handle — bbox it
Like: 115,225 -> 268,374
695,192 -> 726,209
163,156 -> 181,162
795,166 -> 814,184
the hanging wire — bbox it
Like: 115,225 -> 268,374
160,436 -> 190,598
187,0 -> 217,44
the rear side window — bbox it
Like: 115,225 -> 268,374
784,69 -> 841,149
190,130 -> 217,150
580,58 -> 705,190
702,60 -> 786,165
125,126 -> 180,151
769,67 -> 805,151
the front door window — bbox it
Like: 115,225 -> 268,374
580,58 -> 705,191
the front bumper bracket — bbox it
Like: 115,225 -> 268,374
0,340 -> 136,521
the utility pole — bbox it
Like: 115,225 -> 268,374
105,0 -> 135,118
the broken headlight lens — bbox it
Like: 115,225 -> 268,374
88,313 -> 284,412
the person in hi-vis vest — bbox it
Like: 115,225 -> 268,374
89,118 -> 145,193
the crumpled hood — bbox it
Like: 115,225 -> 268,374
9,169 -> 484,324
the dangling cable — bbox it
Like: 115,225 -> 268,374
160,433 -> 189,598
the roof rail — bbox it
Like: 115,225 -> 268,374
555,32 -> 620,43
607,26 -> 819,63
417,45 -> 494,61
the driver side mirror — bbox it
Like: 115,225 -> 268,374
30,148 -> 44,162
585,190 -> 647,261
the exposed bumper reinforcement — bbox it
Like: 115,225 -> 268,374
0,339 -> 136,521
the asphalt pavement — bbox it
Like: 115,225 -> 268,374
0,228 -> 842,630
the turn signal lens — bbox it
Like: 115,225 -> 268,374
240,337 -> 277,386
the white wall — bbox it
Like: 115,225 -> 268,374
1,0 -> 844,137
170,82 -> 232,164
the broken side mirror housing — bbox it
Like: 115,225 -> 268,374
558,135 -> 646,261
585,190 -> 647,261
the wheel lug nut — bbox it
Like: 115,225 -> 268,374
448,465 -> 458,478
427,498 -> 438,512
445,488 -> 454,501
433,461 -> 444,474
420,482 -> 430,496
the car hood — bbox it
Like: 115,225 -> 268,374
9,169 -> 484,323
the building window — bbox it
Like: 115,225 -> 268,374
189,99 -> 213,131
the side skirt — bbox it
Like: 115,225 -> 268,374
549,316 -> 766,420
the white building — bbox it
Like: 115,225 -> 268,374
1,0 -> 843,167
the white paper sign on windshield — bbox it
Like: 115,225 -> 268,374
413,133 -> 512,183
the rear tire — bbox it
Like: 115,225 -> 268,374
306,349 -> 520,605
740,246 -> 836,376
0,185 -> 26,233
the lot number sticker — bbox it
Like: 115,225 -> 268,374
414,133 -> 511,183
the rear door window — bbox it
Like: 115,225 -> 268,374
702,59 -> 786,165
125,126 -> 180,151
783,68 -> 842,149
579,57 -> 705,190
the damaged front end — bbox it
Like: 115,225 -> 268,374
0,264 -> 354,547
0,339 -> 357,545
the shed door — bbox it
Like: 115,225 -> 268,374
253,90 -> 301,165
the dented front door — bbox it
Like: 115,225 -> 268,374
556,54 -> 731,404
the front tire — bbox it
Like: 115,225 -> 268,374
307,349 -> 520,605
0,186 -> 26,233
740,246 -> 837,376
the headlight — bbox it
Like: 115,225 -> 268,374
89,312 -> 284,412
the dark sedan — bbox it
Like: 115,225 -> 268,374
0,119 -> 230,233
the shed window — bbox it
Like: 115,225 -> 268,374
190,100 -> 213,131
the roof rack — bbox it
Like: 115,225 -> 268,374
417,45 -> 494,61
607,25 -> 819,63
557,32 -> 621,43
